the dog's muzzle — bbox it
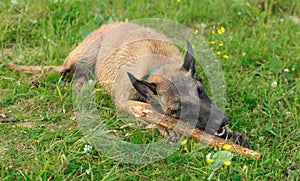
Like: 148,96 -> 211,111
215,126 -> 227,137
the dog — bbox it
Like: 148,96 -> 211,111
7,22 -> 249,147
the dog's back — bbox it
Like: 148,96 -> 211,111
63,22 -> 182,90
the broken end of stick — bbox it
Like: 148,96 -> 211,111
232,145 -> 261,160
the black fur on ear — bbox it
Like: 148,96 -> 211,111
182,41 -> 196,78
127,72 -> 157,99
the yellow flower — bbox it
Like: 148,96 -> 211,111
224,160 -> 231,166
210,41 -> 215,45
217,29 -> 223,35
177,0 -> 181,3
192,45 -> 195,49
222,144 -> 232,150
223,55 -> 229,59
180,139 -> 188,145
6,165 -> 13,170
220,26 -> 225,33
34,157 -> 38,161
184,145 -> 189,152
211,30 -> 215,35
219,43 -> 224,47
216,51 -> 221,55
194,29 -> 199,35
206,158 -> 214,163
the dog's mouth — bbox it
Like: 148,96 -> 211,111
204,126 -> 227,138
215,126 -> 227,137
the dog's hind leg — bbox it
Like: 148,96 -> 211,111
6,64 -> 69,85
5,64 -> 64,74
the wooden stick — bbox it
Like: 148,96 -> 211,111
128,100 -> 261,160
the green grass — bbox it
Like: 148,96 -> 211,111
1,0 -> 299,180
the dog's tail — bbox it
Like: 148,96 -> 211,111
6,64 -> 64,74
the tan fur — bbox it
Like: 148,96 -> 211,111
6,64 -> 64,74
58,22 -> 186,113
7,22 -> 185,113
62,22 -> 121,68
63,22 -> 182,91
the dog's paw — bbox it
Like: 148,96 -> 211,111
29,74 -> 42,86
165,129 -> 178,143
232,132 -> 250,148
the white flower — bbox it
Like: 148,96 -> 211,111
31,19 -> 38,24
11,0 -> 18,5
284,68 -> 289,72
271,81 -> 277,88
200,23 -> 207,29
83,144 -> 93,152
285,112 -> 291,116
206,153 -> 212,159
86,168 -> 91,175
25,4 -> 29,11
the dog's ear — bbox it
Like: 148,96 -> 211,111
182,41 -> 196,78
127,72 -> 157,99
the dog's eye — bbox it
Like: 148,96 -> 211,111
197,85 -> 204,93
192,79 -> 205,96
196,77 -> 203,83
169,109 -> 180,118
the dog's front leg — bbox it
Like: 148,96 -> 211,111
225,126 -> 249,148
146,124 -> 178,142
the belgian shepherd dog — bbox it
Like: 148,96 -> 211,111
7,22 -> 249,147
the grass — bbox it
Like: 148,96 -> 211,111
0,0 -> 299,180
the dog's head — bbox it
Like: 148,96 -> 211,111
127,42 -> 228,138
